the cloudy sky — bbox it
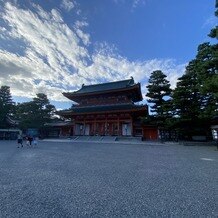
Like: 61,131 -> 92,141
0,0 -> 216,109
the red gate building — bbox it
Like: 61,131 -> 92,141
59,78 -> 148,137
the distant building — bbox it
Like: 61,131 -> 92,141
0,116 -> 21,140
44,121 -> 74,138
58,78 -> 152,137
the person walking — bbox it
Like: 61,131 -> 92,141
29,135 -> 33,146
33,136 -> 38,147
26,136 -> 30,147
17,133 -> 23,148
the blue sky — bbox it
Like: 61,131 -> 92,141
0,0 -> 216,109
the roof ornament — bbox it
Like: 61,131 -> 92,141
127,76 -> 134,86
82,83 -> 85,87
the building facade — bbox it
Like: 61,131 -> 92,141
59,78 -> 149,137
44,121 -> 74,138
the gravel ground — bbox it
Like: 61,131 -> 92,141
0,140 -> 217,217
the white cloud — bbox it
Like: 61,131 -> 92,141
60,0 -> 75,12
75,21 -> 88,28
132,0 -> 145,9
0,2 -> 185,107
113,0 -> 147,10
86,45 -> 185,98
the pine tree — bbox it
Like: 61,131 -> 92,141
173,1 -> 218,121
146,70 -> 172,118
194,0 -> 218,118
15,93 -> 56,129
195,43 -> 218,118
172,60 -> 202,120
0,86 -> 14,127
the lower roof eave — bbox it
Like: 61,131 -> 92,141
59,107 -> 147,117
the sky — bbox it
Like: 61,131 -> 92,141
0,0 -> 216,109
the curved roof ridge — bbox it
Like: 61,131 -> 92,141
82,78 -> 134,88
73,77 -> 135,94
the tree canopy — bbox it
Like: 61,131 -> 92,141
145,2 -> 218,137
172,60 -> 202,120
15,93 -> 56,130
0,86 -> 15,128
146,70 -> 172,118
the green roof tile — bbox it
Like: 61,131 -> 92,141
73,78 -> 134,94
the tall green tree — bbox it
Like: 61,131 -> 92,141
173,1 -> 218,121
203,0 -> 218,99
15,93 -> 56,130
0,86 -> 15,128
194,1 -> 218,118
169,1 -> 218,138
146,70 -> 172,118
195,43 -> 218,118
33,93 -> 56,124
172,60 -> 202,120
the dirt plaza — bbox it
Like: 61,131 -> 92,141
0,140 -> 217,217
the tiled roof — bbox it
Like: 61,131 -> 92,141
62,78 -> 143,102
63,78 -> 136,98
58,103 -> 147,115
74,78 -> 135,94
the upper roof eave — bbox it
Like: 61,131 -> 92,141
63,83 -> 142,101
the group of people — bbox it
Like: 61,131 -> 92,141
17,134 -> 38,148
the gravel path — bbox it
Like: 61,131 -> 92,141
0,140 -> 217,217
